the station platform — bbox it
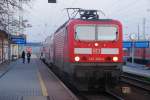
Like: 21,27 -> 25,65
123,62 -> 150,78
0,55 -> 78,100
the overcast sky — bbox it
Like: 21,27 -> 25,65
23,0 -> 150,42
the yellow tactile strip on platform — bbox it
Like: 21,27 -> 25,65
37,71 -> 48,96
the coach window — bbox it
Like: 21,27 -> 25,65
75,25 -> 95,40
97,26 -> 117,41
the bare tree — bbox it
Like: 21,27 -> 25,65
0,0 -> 33,33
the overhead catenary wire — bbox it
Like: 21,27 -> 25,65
31,0 -> 150,42
109,0 -> 139,16
112,5 -> 147,19
48,0 -> 79,30
108,0 -> 150,35
40,0 -> 79,42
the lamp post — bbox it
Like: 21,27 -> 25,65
130,33 -> 138,65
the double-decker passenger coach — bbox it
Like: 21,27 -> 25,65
42,9 -> 123,91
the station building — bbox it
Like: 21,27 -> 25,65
0,30 -> 9,64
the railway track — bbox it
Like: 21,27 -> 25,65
43,60 -> 123,100
121,72 -> 150,92
44,63 -> 123,100
78,91 -> 123,100
77,85 -> 124,100
105,88 -> 124,100
43,60 -> 150,100
78,72 -> 150,100
79,71 -> 150,100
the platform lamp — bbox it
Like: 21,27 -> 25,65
48,0 -> 56,3
129,33 -> 138,65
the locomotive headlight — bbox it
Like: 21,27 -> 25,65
75,56 -> 80,62
94,43 -> 99,47
113,57 -> 118,62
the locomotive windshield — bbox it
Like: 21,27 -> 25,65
75,25 -> 118,41
75,25 -> 95,40
97,26 -> 117,40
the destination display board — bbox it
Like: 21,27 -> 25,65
11,35 -> 26,44
134,41 -> 149,48
123,41 -> 132,48
123,41 -> 149,48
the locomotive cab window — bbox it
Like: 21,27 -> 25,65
75,25 -> 95,40
75,25 -> 118,41
97,26 -> 118,41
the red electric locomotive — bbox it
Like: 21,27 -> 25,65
42,9 -> 123,91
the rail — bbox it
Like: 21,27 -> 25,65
105,86 -> 124,100
121,72 -> 150,92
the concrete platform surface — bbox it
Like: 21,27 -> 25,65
123,64 -> 150,78
0,55 -> 78,100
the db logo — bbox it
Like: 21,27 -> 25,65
92,48 -> 100,54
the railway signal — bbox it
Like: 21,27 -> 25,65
48,0 -> 56,3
